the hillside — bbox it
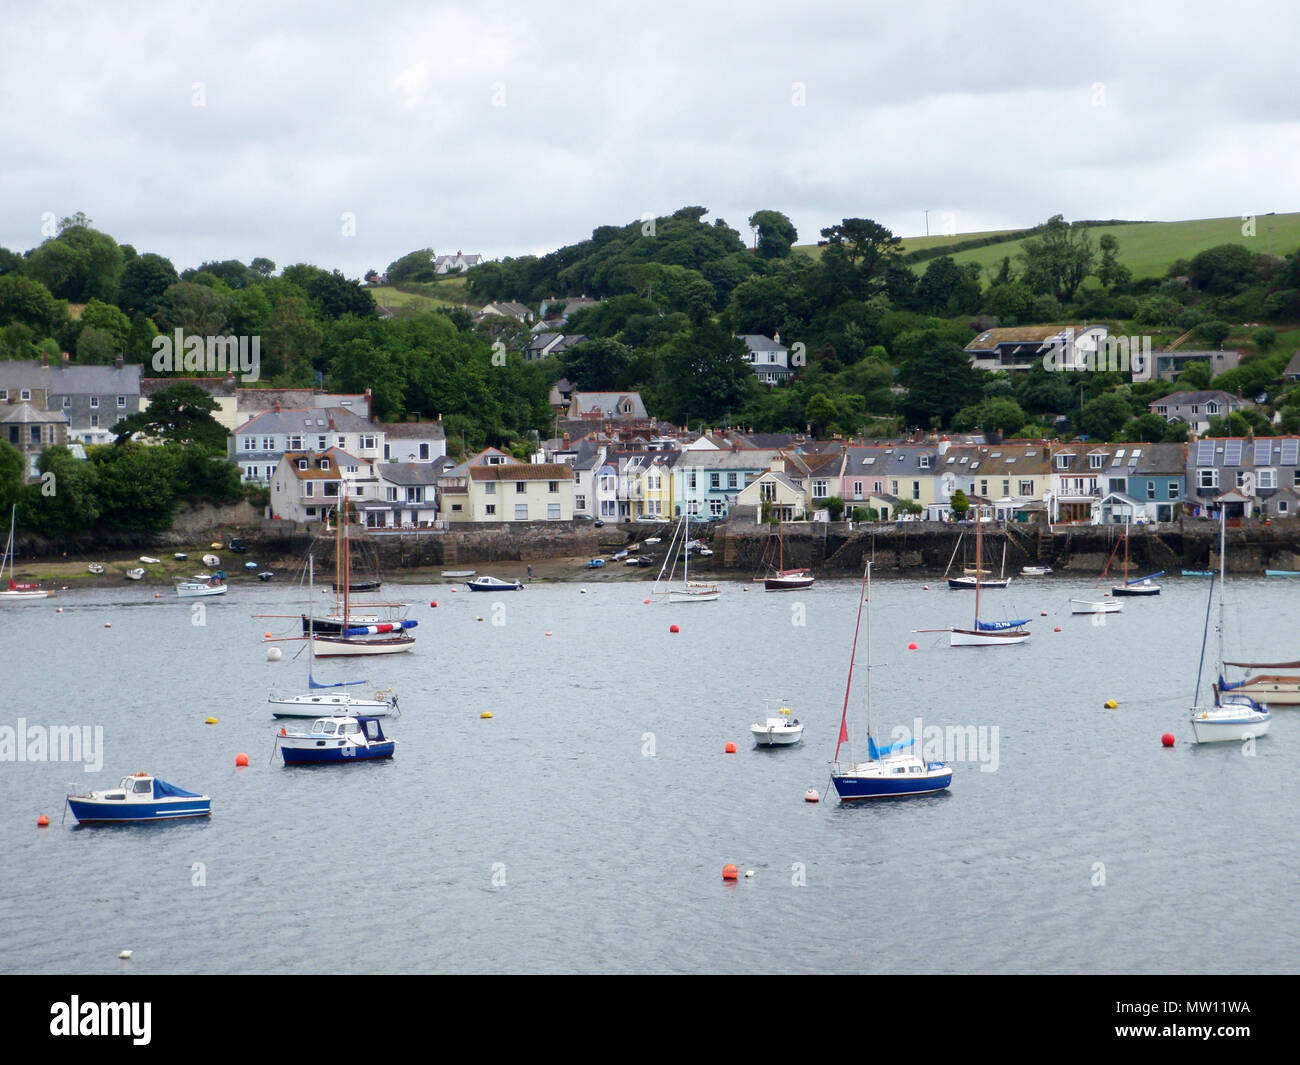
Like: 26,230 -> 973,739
794,213 -> 1300,280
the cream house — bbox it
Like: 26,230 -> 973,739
452,462 -> 575,522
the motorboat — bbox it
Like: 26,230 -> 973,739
175,573 -> 227,597
1021,566 -> 1052,576
751,708 -> 804,746
202,553 -> 221,567
467,576 -> 523,591
276,715 -> 396,764
66,773 -> 211,823
1070,598 -> 1122,615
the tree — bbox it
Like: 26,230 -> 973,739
1096,233 -> 1132,290
949,488 -> 970,519
78,298 -> 131,348
974,397 -> 1027,436
114,252 -> 179,317
748,210 -> 798,259
1189,244 -> 1258,293
1196,319 -> 1232,349
825,496 -> 846,521
817,218 -> 903,301
21,446 -> 99,536
1253,327 -> 1277,353
1019,215 -> 1095,301
0,273 -> 61,332
262,296 -> 323,383
113,383 -> 228,451
896,332 -> 982,429
559,337 -> 635,391
25,223 -> 125,303
1079,392 -> 1133,438
0,441 -> 23,518
154,281 -> 236,337
75,326 -> 118,364
804,392 -> 839,436
1175,361 -> 1213,390
386,248 -> 438,284
1117,412 -> 1175,443
250,258 -> 276,278
658,322 -> 755,424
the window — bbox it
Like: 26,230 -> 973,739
1055,454 -> 1071,470
853,480 -> 863,499
1168,481 -> 1178,499
320,458 -> 331,470
297,459 -> 308,470
89,395 -> 98,408
0,390 -> 5,400
647,500 -> 661,516
1089,454 -> 1104,470
813,480 -> 828,499
1019,480 -> 1033,495
386,486 -> 397,501
62,396 -> 70,408
1258,468 -> 1277,489
317,435 -> 328,450
710,473 -> 721,489
451,503 -> 462,512
549,481 -> 559,493
919,455 -> 930,469
117,395 -> 126,408
1190,405 -> 1199,415
514,504 -> 528,520
406,487 -> 424,503
1147,482 -> 1156,499
305,482 -> 314,497
1206,402 -> 1220,415
485,504 -> 496,516
912,481 -> 920,500
1002,480 -> 1010,496
419,443 -> 429,460
484,482 -> 496,495
262,437 -> 275,452
516,481 -> 527,494
1198,468 -> 1218,489
979,480 -> 987,496
710,500 -> 724,516
487,454 -> 505,465
647,471 -> 661,491
728,473 -> 738,489
576,495 -> 586,510
30,425 -> 40,443
1155,405 -> 1168,415
90,414 -> 99,428
891,480 -> 899,496
1109,478 -> 1126,494
688,471 -> 697,489
361,435 -> 376,450
760,481 -> 775,502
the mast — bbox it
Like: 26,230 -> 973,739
865,561 -> 873,755
683,507 -> 689,586
1123,523 -> 1130,581
342,491 -> 351,626
833,562 -> 871,764
1218,505 -> 1226,673
778,516 -> 784,573
974,503 -> 982,626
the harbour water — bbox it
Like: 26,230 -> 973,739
1,575 -> 1296,973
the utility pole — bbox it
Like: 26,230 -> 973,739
925,210 -> 930,237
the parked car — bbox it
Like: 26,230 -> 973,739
586,558 -> 606,568
594,520 -> 605,528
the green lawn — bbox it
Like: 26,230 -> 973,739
369,278 -> 477,311
794,212 -> 1300,279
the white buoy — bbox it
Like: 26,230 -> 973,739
119,950 -> 132,960
266,647 -> 282,661
745,870 -> 755,878
580,588 -> 587,594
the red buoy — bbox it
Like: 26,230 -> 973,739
804,789 -> 820,803
37,814 -> 50,827
1040,610 -> 1048,616
722,864 -> 739,881
907,641 -> 918,650
1053,626 -> 1062,632
643,598 -> 650,604
235,752 -> 249,767
430,601 -> 437,608
669,624 -> 679,633
923,585 -> 930,591
724,742 -> 737,754
1161,733 -> 1175,748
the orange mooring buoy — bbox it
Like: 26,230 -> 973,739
37,814 -> 50,827
235,752 -> 249,767
724,741 -> 737,754
722,864 -> 739,881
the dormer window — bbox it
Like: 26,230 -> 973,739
1089,454 -> 1104,470
919,456 -> 931,469
320,458 -> 331,470
297,459 -> 308,471
1056,454 -> 1072,470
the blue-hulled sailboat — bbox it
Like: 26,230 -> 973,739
947,506 -> 1029,646
1111,524 -> 1161,596
830,563 -> 952,801
276,715 -> 396,764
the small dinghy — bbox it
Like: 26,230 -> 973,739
441,570 -> 476,578
125,567 -> 145,581
467,575 -> 523,591
1071,598 -> 1122,615
173,552 -> 188,561
139,556 -> 160,565
258,571 -> 274,581
202,553 -> 220,567
1021,566 -> 1052,576
276,715 -> 396,764
87,562 -> 105,575
244,561 -> 258,570
66,773 -> 210,823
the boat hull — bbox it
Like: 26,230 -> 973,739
175,584 -> 227,598
268,693 -> 396,718
1071,599 -> 1122,614
67,798 -> 211,823
830,762 -> 952,800
300,613 -> 384,635
765,573 -> 814,591
1190,712 -> 1271,744
280,740 -> 396,764
1220,677 -> 1300,706
668,588 -> 719,602
947,577 -> 1009,589
311,635 -> 415,657
467,579 -> 522,591
0,589 -> 52,602
949,627 -> 1030,646
751,725 -> 804,746
1112,584 -> 1160,596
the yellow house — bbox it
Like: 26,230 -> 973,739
637,455 -> 676,520
735,469 -> 807,521
461,463 -> 575,522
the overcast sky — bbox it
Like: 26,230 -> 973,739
3,0 -> 1296,279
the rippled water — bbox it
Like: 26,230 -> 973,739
1,572 -> 1296,974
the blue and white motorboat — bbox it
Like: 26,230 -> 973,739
66,773 -> 211,823
831,563 -> 952,800
276,715 -> 396,764
467,575 -> 523,591
175,572 -> 227,597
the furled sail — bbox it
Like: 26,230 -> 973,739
975,618 -> 1028,632
340,620 -> 419,637
1126,571 -> 1164,585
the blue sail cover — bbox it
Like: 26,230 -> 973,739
869,736 -> 915,759
340,619 -> 418,637
1218,674 -> 1248,691
975,618 -> 1029,632
308,675 -> 366,689
152,778 -> 201,798
1127,571 -> 1164,585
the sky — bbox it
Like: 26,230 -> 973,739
3,0 -> 1297,279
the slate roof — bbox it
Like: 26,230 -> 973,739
570,392 -> 648,419
1149,390 -> 1242,409
0,359 -> 143,394
235,406 -> 376,435
845,445 -> 941,476
377,461 -> 446,486
142,376 -> 236,398
380,420 -> 446,440
0,401 -> 67,425
740,334 -> 787,353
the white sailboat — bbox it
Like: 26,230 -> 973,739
946,505 -> 1029,646
1189,509 -> 1271,743
1111,524 -> 1162,596
0,505 -> 51,602
654,509 -> 719,603
267,556 -> 399,718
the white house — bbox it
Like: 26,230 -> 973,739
232,406 -> 385,484
269,448 -> 381,523
381,420 -> 447,464
740,334 -> 795,385
361,462 -> 444,528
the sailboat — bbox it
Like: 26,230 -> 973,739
0,505 -> 51,602
311,493 -> 416,656
267,555 -> 399,718
947,530 -> 1010,589
1111,524 -> 1162,596
945,506 -> 1029,646
1189,509 -> 1271,743
830,562 -> 952,800
763,518 -> 813,591
1072,532 -> 1125,615
653,510 -> 719,603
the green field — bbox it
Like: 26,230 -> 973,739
794,213 -> 1300,279
368,277 -> 477,311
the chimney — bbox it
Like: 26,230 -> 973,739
41,352 -> 48,367
114,354 -> 123,369
329,417 -> 336,431
273,400 -> 281,413
61,352 -> 69,370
